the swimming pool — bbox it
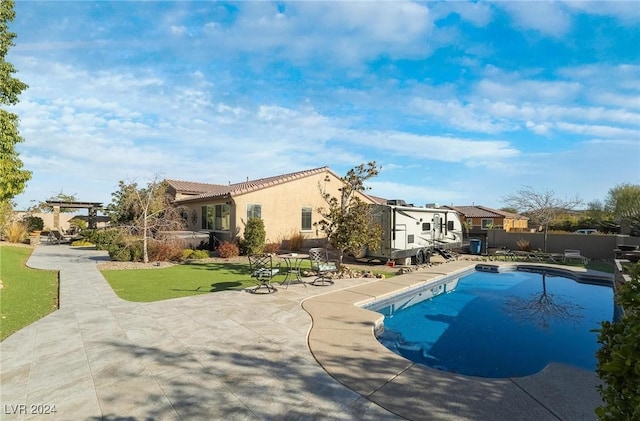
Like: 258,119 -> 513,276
366,265 -> 613,378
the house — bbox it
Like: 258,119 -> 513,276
165,166 -> 377,247
446,205 -> 529,234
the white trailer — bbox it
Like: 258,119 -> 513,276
365,202 -> 463,265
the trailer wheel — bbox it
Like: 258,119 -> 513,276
415,250 -> 425,265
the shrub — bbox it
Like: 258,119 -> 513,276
148,239 -> 185,262
3,221 -> 28,243
243,217 -> 266,255
84,228 -> 124,251
181,248 -> 194,261
107,237 -> 143,262
70,240 -> 94,247
264,242 -> 280,254
516,238 -> 531,251
108,244 -> 133,262
69,218 -> 87,232
288,231 -> 305,251
191,249 -> 210,259
22,216 -> 44,232
595,263 -> 640,420
217,241 -> 240,258
181,249 -> 210,260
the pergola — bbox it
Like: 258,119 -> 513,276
45,201 -> 104,230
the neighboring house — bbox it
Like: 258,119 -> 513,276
165,166 -> 377,247
446,205 -> 529,234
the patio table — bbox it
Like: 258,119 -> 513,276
277,253 -> 309,288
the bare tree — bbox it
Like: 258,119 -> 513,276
107,176 -> 185,263
503,186 -> 582,251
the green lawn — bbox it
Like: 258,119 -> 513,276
102,261 -> 257,302
101,259 -> 396,302
586,261 -> 615,273
0,246 -> 59,341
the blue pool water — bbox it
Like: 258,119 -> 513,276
374,268 -> 613,378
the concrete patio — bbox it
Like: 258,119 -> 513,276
0,245 -> 605,420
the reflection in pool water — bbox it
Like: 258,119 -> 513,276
369,267 -> 613,378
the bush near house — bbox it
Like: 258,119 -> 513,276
22,215 -> 44,232
181,249 -> 210,260
242,217 -> 266,255
264,242 -> 280,254
595,262 -> 640,421
2,221 -> 28,243
217,241 -> 240,258
288,231 -> 305,251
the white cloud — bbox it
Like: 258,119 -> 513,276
170,25 -> 187,36
410,98 -> 517,133
432,2 -> 493,27
554,122 -> 640,139
562,1 -> 640,25
497,2 -> 572,37
475,78 -> 582,104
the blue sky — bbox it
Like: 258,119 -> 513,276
8,1 -> 640,211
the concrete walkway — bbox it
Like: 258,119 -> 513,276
1,245 -> 401,420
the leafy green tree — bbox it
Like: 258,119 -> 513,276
0,0 -> 30,205
106,177 -> 185,263
32,191 -> 78,213
605,183 -> 640,235
317,162 -> 383,267
461,219 -> 473,239
503,186 -> 582,251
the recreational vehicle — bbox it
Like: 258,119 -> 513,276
365,201 -> 463,265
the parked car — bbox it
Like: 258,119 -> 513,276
574,229 -> 598,235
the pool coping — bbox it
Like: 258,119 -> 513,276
302,260 -> 611,421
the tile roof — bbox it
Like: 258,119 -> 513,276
165,180 -> 228,195
448,205 -> 528,220
169,166 -> 333,203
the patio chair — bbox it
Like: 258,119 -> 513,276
493,249 -> 513,261
308,248 -> 337,286
247,254 -> 280,293
47,229 -> 72,245
563,249 -> 588,265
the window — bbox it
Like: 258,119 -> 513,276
214,204 -> 230,231
481,218 -> 494,230
201,205 -> 213,230
447,220 -> 455,230
407,234 -> 414,244
301,207 -> 312,231
247,204 -> 261,220
421,222 -> 431,231
202,204 -> 230,230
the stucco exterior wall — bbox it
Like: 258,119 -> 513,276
178,169 -> 375,246
13,211 -> 75,231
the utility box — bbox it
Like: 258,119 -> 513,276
469,239 -> 482,255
